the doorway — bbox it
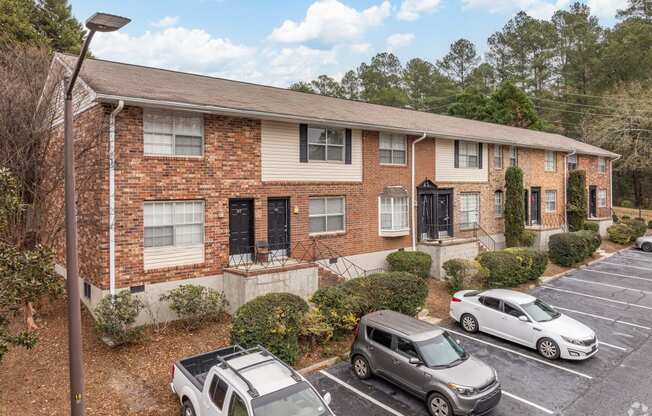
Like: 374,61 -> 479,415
229,199 -> 254,264
531,187 -> 541,225
417,180 -> 453,240
267,198 -> 290,257
523,189 -> 529,225
589,186 -> 597,218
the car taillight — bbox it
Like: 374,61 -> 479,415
451,297 -> 462,302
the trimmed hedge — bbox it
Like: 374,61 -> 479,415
582,222 -> 599,233
159,284 -> 227,330
386,251 -> 432,279
608,223 -> 634,245
623,219 -> 647,239
310,286 -> 363,339
443,258 -> 489,294
519,230 -> 536,247
231,293 -> 309,364
477,248 -> 547,288
549,231 -> 600,266
94,291 -> 144,346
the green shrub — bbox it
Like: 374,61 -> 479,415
582,222 -> 599,233
386,251 -> 432,279
567,170 -> 587,231
549,231 -> 600,266
623,219 -> 647,239
159,285 -> 227,330
612,213 -> 619,223
310,286 -> 362,339
504,248 -> 548,280
477,248 -> 547,288
608,223 -> 634,245
620,200 -> 634,208
231,293 -> 309,364
94,291 -> 144,346
519,230 -> 536,247
621,215 -> 631,220
576,230 -> 602,257
648,220 -> 652,229
635,217 -> 645,222
299,308 -> 333,347
505,167 -> 525,247
443,259 -> 489,294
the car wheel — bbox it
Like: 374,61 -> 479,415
352,355 -> 372,380
427,392 -> 452,416
537,338 -> 561,360
181,400 -> 196,416
460,313 -> 479,333
642,242 -> 652,252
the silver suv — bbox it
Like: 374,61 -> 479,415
350,310 -> 501,416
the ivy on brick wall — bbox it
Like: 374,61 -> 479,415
505,166 -> 525,247
567,170 -> 587,232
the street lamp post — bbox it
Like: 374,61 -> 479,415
64,12 -> 130,416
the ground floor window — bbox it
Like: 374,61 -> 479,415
144,201 -> 204,248
545,190 -> 557,212
460,193 -> 480,229
597,189 -> 607,207
494,191 -> 504,217
380,195 -> 409,233
309,196 -> 345,234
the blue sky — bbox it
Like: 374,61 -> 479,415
69,0 -> 624,87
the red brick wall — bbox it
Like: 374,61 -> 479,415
579,154 -> 611,218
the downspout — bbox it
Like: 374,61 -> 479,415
109,100 -> 124,296
564,149 -> 576,231
610,155 -> 622,217
411,133 -> 428,251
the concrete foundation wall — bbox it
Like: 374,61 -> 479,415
417,240 -> 479,279
316,247 -> 407,279
528,227 -> 565,251
586,218 -> 613,238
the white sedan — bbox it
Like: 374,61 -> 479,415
635,235 -> 652,252
450,289 -> 598,360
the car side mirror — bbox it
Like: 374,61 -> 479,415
518,315 -> 529,322
323,392 -> 332,405
409,357 -> 423,366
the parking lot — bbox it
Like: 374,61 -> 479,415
308,248 -> 652,416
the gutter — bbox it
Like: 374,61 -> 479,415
564,149 -> 576,230
411,133 -> 428,251
610,154 -> 622,214
109,100 -> 124,296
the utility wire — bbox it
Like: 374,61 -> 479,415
535,105 -> 619,117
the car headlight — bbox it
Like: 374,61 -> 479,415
561,336 -> 584,346
448,383 -> 477,396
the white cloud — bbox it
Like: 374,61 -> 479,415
386,33 -> 415,50
397,0 -> 441,21
266,46 -> 339,84
151,16 -> 179,28
461,0 -> 569,19
349,42 -> 372,54
269,0 -> 391,44
587,0 -> 627,19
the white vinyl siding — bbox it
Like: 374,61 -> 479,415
435,139 -> 488,182
598,158 -> 606,174
545,190 -> 557,212
494,191 -> 504,217
379,133 -> 407,165
143,201 -> 204,269
494,145 -> 503,169
308,126 -> 345,162
309,197 -> 345,234
261,120 -> 362,182
379,196 -> 409,235
544,150 -> 556,172
598,189 -> 607,207
460,193 -> 480,229
143,110 -> 203,156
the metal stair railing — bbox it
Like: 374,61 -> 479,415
473,222 -> 496,252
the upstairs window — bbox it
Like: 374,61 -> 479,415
457,140 -> 481,169
545,190 -> 557,212
544,150 -> 556,172
598,158 -> 606,174
494,145 -> 503,169
509,146 -> 518,167
567,153 -> 577,171
309,197 -> 345,234
308,126 -> 345,162
144,201 -> 204,248
144,110 -> 203,156
494,191 -> 504,217
379,133 -> 407,165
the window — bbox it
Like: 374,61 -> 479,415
397,337 -> 419,359
309,197 -> 345,234
143,111 -> 203,156
370,327 -> 393,349
209,376 -> 229,409
598,158 -> 606,174
544,150 -> 556,172
567,153 -> 577,171
509,146 -> 518,166
380,196 -> 409,233
458,141 -> 480,168
503,303 -> 526,319
460,193 -> 480,229
545,190 -> 557,212
494,191 -> 504,218
308,126 -> 345,162
228,394 -> 248,416
480,296 -> 501,310
598,189 -> 607,207
494,145 -> 503,169
144,201 -> 204,248
379,133 -> 406,165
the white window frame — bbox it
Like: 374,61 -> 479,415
494,145 -> 503,169
144,201 -> 205,248
509,146 -> 518,167
459,141 -> 480,169
379,133 -> 407,165
460,193 -> 480,230
143,110 -> 204,157
309,196 -> 346,235
567,153 -> 577,171
545,190 -> 557,213
544,150 -> 556,172
378,195 -> 410,236
494,191 -> 504,218
307,126 -> 345,163
598,158 -> 606,174
597,189 -> 607,207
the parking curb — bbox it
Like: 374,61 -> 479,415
298,354 -> 349,376
540,244 -> 634,284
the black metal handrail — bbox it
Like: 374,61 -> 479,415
473,223 -> 496,252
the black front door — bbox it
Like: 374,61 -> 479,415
589,186 -> 597,217
523,190 -> 529,225
417,180 -> 453,240
437,193 -> 452,237
229,199 -> 254,262
267,198 -> 290,256
531,187 -> 541,225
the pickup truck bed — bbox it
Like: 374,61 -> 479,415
176,345 -> 244,391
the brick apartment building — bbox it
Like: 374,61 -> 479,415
46,54 -> 618,319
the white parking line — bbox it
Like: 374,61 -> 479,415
582,269 -> 652,283
319,370 -> 555,415
319,370 -> 407,416
598,262 -> 652,272
616,254 -> 652,263
444,328 -> 593,379
598,341 -> 628,352
564,277 -> 652,295
551,305 -> 652,330
541,286 -> 652,311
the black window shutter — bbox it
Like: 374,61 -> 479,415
345,129 -> 352,164
478,143 -> 483,169
454,140 -> 460,168
299,124 -> 308,163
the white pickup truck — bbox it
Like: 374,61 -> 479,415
171,345 -> 335,416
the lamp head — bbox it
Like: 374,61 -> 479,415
85,13 -> 130,32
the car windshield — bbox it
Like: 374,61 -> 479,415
417,332 -> 468,368
521,299 -> 561,322
252,382 -> 332,416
